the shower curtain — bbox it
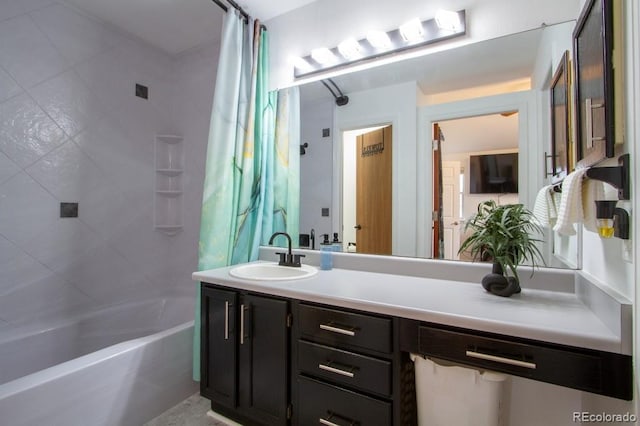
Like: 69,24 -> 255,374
193,10 -> 300,381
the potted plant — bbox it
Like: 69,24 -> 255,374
458,200 -> 544,297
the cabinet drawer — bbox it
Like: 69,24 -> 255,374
298,376 -> 392,426
299,304 -> 392,354
418,325 -> 632,399
298,340 -> 392,396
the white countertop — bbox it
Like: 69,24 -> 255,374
193,262 -> 626,354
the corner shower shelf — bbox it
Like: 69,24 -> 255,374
155,134 -> 184,235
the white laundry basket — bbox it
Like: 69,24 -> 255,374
410,354 -> 509,426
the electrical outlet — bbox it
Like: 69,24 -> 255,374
322,128 -> 330,137
321,207 -> 330,217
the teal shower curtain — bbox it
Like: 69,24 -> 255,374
193,10 -> 300,381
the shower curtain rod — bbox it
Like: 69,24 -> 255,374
211,0 -> 268,30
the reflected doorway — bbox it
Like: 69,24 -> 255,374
433,112 -> 519,261
343,125 -> 392,255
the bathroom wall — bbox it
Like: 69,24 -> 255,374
0,1 -> 216,335
300,97 -> 334,244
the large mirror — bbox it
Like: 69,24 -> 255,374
298,21 -> 579,269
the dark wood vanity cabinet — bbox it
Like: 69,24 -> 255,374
292,302 -> 415,426
200,282 -> 632,426
201,284 -> 290,425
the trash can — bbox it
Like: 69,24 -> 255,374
410,354 -> 509,426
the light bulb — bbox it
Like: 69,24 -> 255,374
366,31 -> 392,50
311,47 -> 337,65
399,18 -> 424,43
435,10 -> 462,32
338,38 -> 362,60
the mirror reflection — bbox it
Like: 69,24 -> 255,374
298,21 -> 578,269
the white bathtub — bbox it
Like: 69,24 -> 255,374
0,297 -> 198,426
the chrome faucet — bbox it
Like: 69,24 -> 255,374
268,232 -> 305,267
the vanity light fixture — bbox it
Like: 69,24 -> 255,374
399,18 -> 424,43
435,9 -> 463,32
293,10 -> 466,78
338,38 -> 363,59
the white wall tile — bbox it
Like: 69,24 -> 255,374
0,172 -> 59,247
0,235 -> 52,296
0,274 -> 94,323
0,15 -> 68,88
58,244 -> 163,306
0,152 -> 20,184
21,217 -> 101,271
26,140 -> 106,201
0,0 -> 53,23
29,70 -> 105,138
0,93 -> 66,168
29,3 -> 126,65
0,66 -> 22,103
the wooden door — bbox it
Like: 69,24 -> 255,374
355,126 -> 392,255
441,161 -> 461,260
239,294 -> 289,425
200,286 -> 238,408
432,124 -> 444,258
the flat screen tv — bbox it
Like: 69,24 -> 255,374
469,153 -> 518,194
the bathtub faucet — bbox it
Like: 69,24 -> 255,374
268,232 -> 304,267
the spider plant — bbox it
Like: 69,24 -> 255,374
458,200 -> 545,283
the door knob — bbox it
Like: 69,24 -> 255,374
354,224 -> 362,230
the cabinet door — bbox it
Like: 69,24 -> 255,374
201,286 -> 238,408
239,294 -> 289,425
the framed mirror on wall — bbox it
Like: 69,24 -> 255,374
549,50 -> 573,181
573,0 -> 615,167
298,21 -> 580,270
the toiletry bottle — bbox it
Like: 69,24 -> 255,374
332,232 -> 342,252
320,234 -> 333,270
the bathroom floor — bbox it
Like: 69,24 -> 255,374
144,393 -> 229,426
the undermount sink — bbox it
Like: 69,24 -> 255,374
229,262 -> 318,281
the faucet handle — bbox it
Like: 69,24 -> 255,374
292,254 -> 305,267
275,252 -> 287,266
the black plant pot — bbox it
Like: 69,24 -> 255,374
481,263 -> 521,297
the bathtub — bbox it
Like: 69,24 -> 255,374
0,297 -> 198,426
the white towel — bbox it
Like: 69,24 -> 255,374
582,178 -> 605,233
533,185 -> 556,228
553,168 -> 588,236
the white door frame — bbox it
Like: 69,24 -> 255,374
416,91 -> 539,258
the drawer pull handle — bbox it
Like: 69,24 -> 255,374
318,363 -> 355,378
319,412 -> 358,426
224,301 -> 229,340
320,324 -> 356,336
466,350 -> 536,369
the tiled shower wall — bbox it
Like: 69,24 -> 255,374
0,1 -> 218,333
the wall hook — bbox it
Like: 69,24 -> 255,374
585,154 -> 629,200
300,142 -> 309,155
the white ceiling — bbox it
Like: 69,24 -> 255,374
63,0 -> 317,55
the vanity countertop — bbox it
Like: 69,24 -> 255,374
193,262 -> 628,355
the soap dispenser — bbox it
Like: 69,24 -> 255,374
320,234 -> 333,270
331,232 -> 342,252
